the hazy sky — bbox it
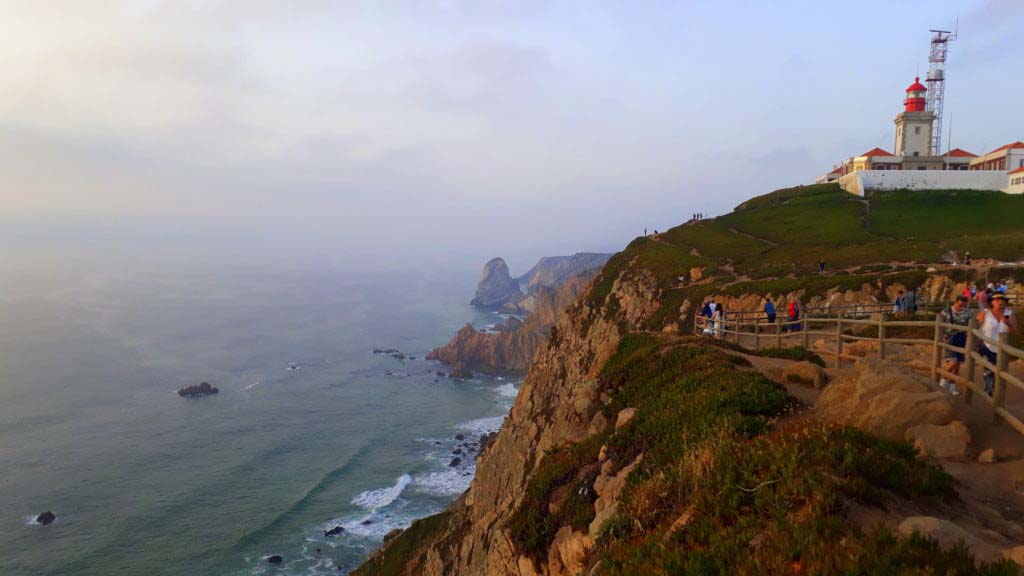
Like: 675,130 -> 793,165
2,0 -> 1021,274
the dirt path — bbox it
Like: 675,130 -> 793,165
728,226 -> 778,247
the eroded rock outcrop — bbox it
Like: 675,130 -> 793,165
471,257 -> 523,309
429,271 -> 599,373
815,359 -> 953,440
359,254 -> 661,576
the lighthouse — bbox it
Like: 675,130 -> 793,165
894,76 -> 936,165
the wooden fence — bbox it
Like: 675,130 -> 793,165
694,307 -> 1024,436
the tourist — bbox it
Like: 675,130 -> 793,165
712,303 -> 724,338
976,293 -> 1018,396
893,290 -> 905,314
786,299 -> 799,332
818,260 -> 826,275
970,284 -> 978,298
998,280 -> 1009,294
905,289 -> 918,314
976,287 -> 990,310
938,294 -> 971,396
964,251 -> 972,265
764,297 -> 776,326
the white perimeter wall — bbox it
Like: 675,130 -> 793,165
838,171 -> 1010,196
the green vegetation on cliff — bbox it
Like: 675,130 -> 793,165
511,335 -> 1015,575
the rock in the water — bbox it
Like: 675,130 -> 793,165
324,525 -> 344,537
452,448 -> 463,455
815,359 -> 953,440
905,421 -> 972,459
177,382 -> 219,397
470,257 -> 523,309
435,371 -> 446,377
449,362 -> 473,379
361,519 -> 373,526
267,555 -> 283,564
898,516 -> 977,548
449,457 -> 462,467
455,434 -> 465,441
36,511 -> 56,525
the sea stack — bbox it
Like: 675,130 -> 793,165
469,257 -> 522,309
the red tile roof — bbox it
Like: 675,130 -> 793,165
859,147 -> 894,157
944,148 -> 977,158
1009,166 -> 1024,175
987,141 -> 1024,155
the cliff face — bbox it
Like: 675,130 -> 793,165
359,185 -> 1024,576
360,256 -> 662,575
515,253 -> 613,292
428,271 -> 599,372
471,257 -> 523,309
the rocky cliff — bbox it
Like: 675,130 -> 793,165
516,253 -> 613,292
358,184 -> 1024,576
471,257 -> 523,309
428,271 -> 599,372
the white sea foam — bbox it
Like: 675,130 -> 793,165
457,415 -> 505,436
412,468 -> 475,496
241,380 -> 260,391
351,474 -> 412,510
495,382 -> 519,398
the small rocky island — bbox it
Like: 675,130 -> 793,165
177,382 -> 219,398
36,511 -> 56,526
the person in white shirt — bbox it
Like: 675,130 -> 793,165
975,293 -> 1018,395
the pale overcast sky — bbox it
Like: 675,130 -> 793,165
1,0 -> 1021,274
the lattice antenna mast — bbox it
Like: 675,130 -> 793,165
925,23 -> 957,156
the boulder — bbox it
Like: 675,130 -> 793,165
898,516 -> 977,548
449,362 -> 473,379
905,421 -> 972,459
1004,546 -> 1024,566
36,511 -> 56,526
615,408 -> 637,430
324,525 -> 344,537
470,257 -> 523,309
783,361 -> 828,388
815,359 -> 954,440
267,555 -> 283,564
449,457 -> 462,467
979,448 -> 998,463
177,382 -> 219,397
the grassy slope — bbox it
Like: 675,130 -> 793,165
511,336 -> 1019,575
587,184 -> 1024,333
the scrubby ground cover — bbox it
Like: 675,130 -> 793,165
509,335 -> 1019,575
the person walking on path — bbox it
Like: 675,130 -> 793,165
786,299 -> 799,333
763,297 -> 777,333
818,260 -> 826,275
711,303 -> 724,338
976,293 -> 1018,396
905,289 -> 918,314
893,290 -> 905,315
976,287 -> 990,310
939,294 -> 972,396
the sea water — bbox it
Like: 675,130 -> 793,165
0,266 -> 519,575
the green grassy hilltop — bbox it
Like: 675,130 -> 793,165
588,184 -> 1024,331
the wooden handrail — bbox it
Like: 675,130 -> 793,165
691,301 -> 1024,436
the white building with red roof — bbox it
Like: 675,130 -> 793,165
817,76 -> 1021,195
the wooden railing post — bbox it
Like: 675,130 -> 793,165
802,318 -> 809,349
878,313 -> 887,360
963,318 -> 977,406
835,317 -> 844,368
994,332 -> 1010,424
734,318 -> 741,344
931,314 -> 942,385
776,318 -> 782,349
753,321 -> 760,349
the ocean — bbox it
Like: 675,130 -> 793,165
0,265 -> 518,575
